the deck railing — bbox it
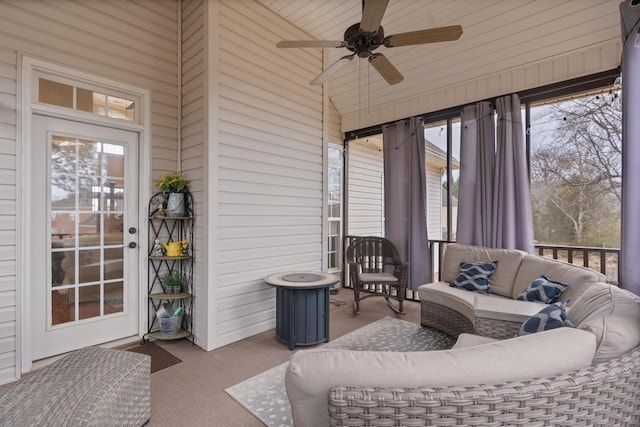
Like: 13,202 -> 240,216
342,236 -> 621,300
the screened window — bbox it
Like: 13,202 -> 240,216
529,89 -> 622,248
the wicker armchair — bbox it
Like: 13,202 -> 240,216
347,236 -> 408,314
328,344 -> 640,426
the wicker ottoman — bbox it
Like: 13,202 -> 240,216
0,346 -> 150,426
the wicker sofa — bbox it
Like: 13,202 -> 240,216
0,346 -> 150,426
286,244 -> 640,426
419,243 -> 609,340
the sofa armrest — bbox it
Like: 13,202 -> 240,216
329,344 -> 640,426
285,328 -> 596,427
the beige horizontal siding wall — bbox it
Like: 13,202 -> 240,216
347,139 -> 384,237
0,0 -> 179,383
426,167 -> 443,241
341,41 -> 622,132
0,45 -> 18,383
181,0 -> 207,346
213,0 -> 324,347
329,100 -> 342,144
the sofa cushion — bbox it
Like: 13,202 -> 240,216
512,255 -> 606,301
517,300 -> 572,336
568,283 -> 640,363
441,244 -> 527,298
473,294 -> 548,324
451,333 -> 498,349
285,327 -> 596,427
449,261 -> 497,294
516,275 -> 568,303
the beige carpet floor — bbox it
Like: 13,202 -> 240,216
148,287 -> 421,426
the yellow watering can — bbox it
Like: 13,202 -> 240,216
162,240 -> 188,257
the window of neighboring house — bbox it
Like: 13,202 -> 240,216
423,118 -> 461,243
328,145 -> 343,272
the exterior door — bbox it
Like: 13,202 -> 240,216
31,115 -> 139,360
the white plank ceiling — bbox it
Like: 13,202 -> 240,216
257,0 -> 622,125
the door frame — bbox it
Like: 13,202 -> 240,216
19,56 -> 152,373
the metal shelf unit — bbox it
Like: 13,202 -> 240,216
146,192 -> 194,342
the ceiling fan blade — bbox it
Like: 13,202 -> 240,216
384,25 -> 463,47
277,40 -> 345,48
310,55 -> 355,86
360,0 -> 389,33
368,53 -> 403,85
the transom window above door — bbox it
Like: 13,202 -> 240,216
35,76 -> 140,123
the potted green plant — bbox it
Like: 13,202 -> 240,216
156,171 -> 189,217
163,271 -> 182,294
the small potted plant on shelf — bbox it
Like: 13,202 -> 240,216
163,271 -> 183,294
156,171 -> 189,217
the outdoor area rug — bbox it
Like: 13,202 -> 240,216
126,341 -> 181,373
225,317 -> 455,427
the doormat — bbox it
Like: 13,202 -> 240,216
126,341 -> 181,373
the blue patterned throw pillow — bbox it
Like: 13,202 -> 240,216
449,261 -> 498,294
517,299 -> 573,336
516,275 -> 569,303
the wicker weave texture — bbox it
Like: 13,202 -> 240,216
420,301 -> 475,337
0,346 -> 150,426
421,300 -> 524,340
475,317 -> 522,339
329,345 -> 640,426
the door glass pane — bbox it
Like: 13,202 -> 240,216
104,248 -> 123,280
78,284 -> 101,320
51,136 -> 77,210
78,177 -> 99,211
50,135 -> 127,325
52,289 -> 75,325
105,281 -> 124,314
105,214 -> 123,243
78,249 -> 100,283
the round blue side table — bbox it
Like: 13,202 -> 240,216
264,271 -> 339,350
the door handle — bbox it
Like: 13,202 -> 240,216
129,227 -> 137,234
128,242 -> 137,249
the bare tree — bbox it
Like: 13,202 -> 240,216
530,91 -> 621,246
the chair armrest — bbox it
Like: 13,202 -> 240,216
392,262 -> 409,283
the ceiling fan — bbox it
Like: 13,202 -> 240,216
276,0 -> 463,86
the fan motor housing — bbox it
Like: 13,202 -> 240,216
344,22 -> 384,58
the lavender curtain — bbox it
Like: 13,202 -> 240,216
619,0 -> 640,296
457,96 -> 534,253
382,117 -> 430,290
457,101 -> 495,246
493,94 -> 534,252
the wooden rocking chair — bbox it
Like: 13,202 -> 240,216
346,236 -> 408,314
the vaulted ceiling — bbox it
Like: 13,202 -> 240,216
258,0 -> 622,129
